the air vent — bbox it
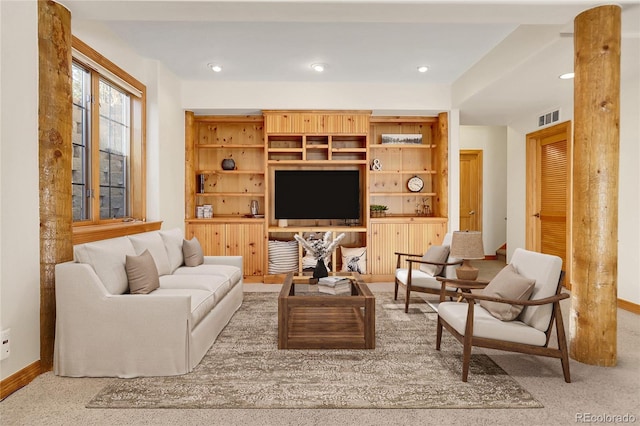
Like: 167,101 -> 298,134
538,109 -> 560,127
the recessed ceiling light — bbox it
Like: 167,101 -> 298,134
417,66 -> 429,73
559,72 -> 574,79
311,63 -> 326,72
207,63 -> 223,73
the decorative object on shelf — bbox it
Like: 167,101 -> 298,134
415,198 -> 433,216
196,205 -> 204,219
250,200 -> 259,216
221,158 -> 236,170
202,204 -> 213,218
268,240 -> 299,275
370,158 -> 382,171
407,175 -> 424,192
294,231 -> 346,279
381,134 -> 423,145
278,219 -> 288,228
340,246 -> 367,274
450,230 -> 485,280
370,204 -> 388,218
198,174 -> 205,193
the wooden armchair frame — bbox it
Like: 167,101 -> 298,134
394,251 -> 464,313
436,271 -> 570,383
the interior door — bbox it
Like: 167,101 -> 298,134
459,150 -> 482,231
526,121 -> 572,286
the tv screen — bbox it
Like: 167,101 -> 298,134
275,170 -> 360,220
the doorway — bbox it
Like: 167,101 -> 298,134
459,150 -> 483,231
526,121 -> 572,287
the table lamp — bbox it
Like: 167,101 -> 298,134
450,230 -> 484,280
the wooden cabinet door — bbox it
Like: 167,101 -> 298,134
186,222 -> 264,277
186,223 -> 226,256
405,223 -> 448,257
369,223 -> 408,275
226,223 -> 264,276
369,222 -> 448,275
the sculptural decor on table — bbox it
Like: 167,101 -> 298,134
294,231 -> 345,278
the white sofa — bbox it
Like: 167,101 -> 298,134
53,228 -> 243,378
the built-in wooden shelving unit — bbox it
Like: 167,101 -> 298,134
185,110 -> 449,282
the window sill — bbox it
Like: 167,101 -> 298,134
72,220 -> 162,245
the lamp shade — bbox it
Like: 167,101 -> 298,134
450,231 -> 484,260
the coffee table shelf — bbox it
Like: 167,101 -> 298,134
278,272 -> 375,349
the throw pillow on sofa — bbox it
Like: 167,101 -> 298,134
480,263 -> 536,321
125,249 -> 160,294
183,237 -> 204,267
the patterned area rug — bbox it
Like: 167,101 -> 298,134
87,292 -> 542,409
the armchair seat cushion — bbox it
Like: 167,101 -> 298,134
395,268 -> 457,292
438,301 -> 547,346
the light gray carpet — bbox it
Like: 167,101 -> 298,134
87,292 -> 542,409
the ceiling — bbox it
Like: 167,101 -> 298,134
60,0 -> 640,125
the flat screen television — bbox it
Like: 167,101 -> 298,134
274,170 -> 360,220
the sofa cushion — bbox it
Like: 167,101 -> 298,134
159,228 -> 185,272
81,237 -> 137,295
174,264 -> 242,288
125,250 -> 160,294
128,232 -> 172,276
159,274 -> 231,297
151,288 -> 216,329
183,237 -> 204,267
479,264 -> 535,321
438,301 -> 547,346
419,245 -> 450,276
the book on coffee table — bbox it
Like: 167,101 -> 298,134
318,276 -> 351,287
318,282 -> 351,295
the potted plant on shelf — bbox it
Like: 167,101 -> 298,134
370,204 -> 388,218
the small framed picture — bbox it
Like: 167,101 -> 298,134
381,134 -> 423,145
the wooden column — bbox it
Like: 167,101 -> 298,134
38,0 -> 73,371
436,112 -> 449,219
185,111 -> 195,220
570,5 -> 620,366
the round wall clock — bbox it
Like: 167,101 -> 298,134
407,176 -> 424,192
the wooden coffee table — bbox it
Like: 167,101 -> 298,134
278,272 -> 375,349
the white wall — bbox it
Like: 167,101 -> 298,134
0,0 -> 40,380
459,125 -> 507,255
155,63 -> 185,231
181,81 -> 451,113
617,47 -> 639,304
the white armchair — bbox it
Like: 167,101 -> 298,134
394,233 -> 474,313
436,248 -> 570,382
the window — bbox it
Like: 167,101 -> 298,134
71,37 -> 146,225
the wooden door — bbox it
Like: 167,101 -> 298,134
459,150 -> 483,231
526,121 -> 572,285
